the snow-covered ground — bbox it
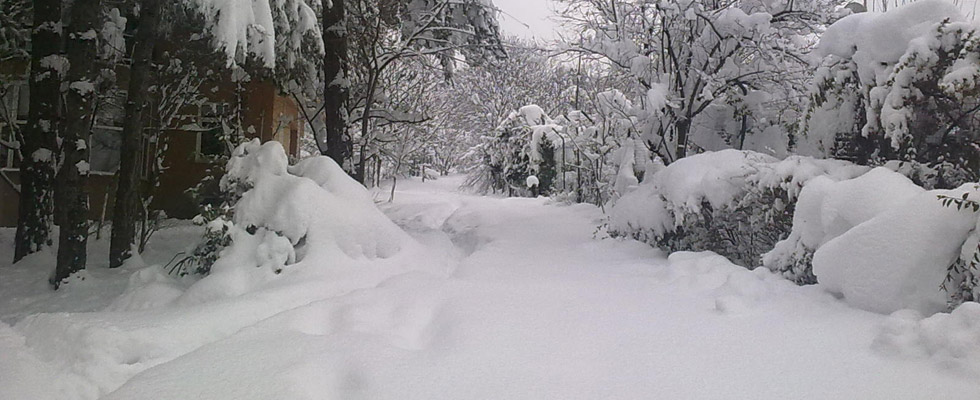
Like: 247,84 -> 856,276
2,175 -> 979,399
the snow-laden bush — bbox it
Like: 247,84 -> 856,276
465,105 -> 563,196
938,185 -> 980,308
760,164 -> 979,313
609,150 -> 867,268
177,139 -> 411,303
763,168 -> 924,284
810,183 -> 979,314
177,162 -> 253,276
800,0 -> 980,188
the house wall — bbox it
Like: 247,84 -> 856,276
148,79 -> 304,219
150,129 -> 219,219
0,169 -> 116,227
0,76 -> 305,226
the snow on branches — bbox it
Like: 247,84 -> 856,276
183,0 -> 322,69
801,0 -> 980,188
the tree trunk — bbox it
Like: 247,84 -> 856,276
53,0 -> 102,286
109,0 -> 162,268
323,0 -> 350,167
674,118 -> 690,159
355,143 -> 367,183
353,72 -> 379,184
14,0 -> 62,263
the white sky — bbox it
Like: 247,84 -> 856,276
491,0 -> 562,42
489,0 -> 980,42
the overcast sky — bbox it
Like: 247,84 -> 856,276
489,0 -> 980,42
491,0 -> 562,42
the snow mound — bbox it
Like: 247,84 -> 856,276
764,167 -> 924,281
812,184 -> 980,314
873,302 -> 980,375
0,322 -> 63,400
105,266 -> 184,312
181,140 -> 412,304
230,140 -> 409,261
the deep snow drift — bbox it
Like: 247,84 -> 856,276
2,174 -> 980,399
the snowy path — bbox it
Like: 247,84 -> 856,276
3,176 -> 980,399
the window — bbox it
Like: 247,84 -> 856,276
0,123 -> 19,169
15,83 -> 28,120
194,102 -> 230,162
200,102 -> 229,126
0,83 -> 27,169
196,126 -> 225,162
89,127 -> 121,173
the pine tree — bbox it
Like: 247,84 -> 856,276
109,0 -> 164,268
14,0 -> 62,263
537,138 -> 558,195
322,0 -> 351,166
53,0 -> 103,285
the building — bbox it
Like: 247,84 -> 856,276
0,62 -> 305,226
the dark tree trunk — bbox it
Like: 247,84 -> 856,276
353,72 -> 379,184
675,118 -> 690,159
109,0 -> 162,268
355,144 -> 367,183
53,0 -> 102,286
322,0 -> 351,167
14,0 -> 62,263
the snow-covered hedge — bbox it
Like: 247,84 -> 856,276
763,164 -> 980,314
609,150 -> 866,268
810,183 -> 979,314
611,149 -> 980,314
762,168 -> 925,284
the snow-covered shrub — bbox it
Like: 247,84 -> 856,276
801,0 -> 980,188
763,168 -> 923,284
610,150 -> 866,269
812,183 -> 980,314
175,141 -> 266,275
176,204 -> 234,275
177,139 -> 411,303
465,105 -> 563,196
939,186 -> 980,308
176,139 -> 410,282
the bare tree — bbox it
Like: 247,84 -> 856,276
557,0 -> 826,162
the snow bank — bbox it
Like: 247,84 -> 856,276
105,266 -> 184,312
812,184 -> 980,314
180,140 -> 412,304
873,302 -> 980,375
0,322 -> 63,400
